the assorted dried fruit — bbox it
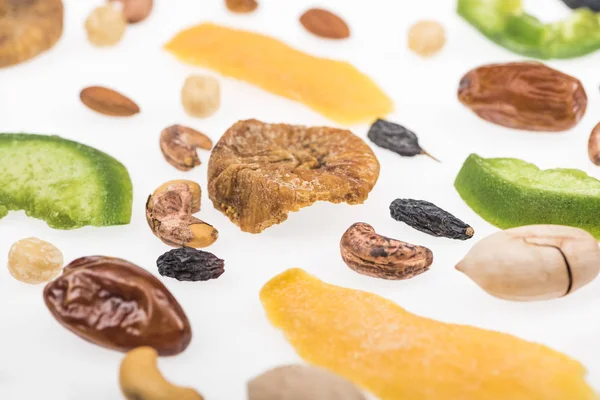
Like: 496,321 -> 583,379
260,268 -> 598,400
589,122 -> 600,166
340,222 -> 433,280
207,119 -> 380,233
110,0 -> 153,24
390,199 -> 474,240
458,62 -> 587,131
248,365 -> 366,400
457,225 -> 600,301
299,8 -> 350,39
0,0 -> 64,68
181,75 -> 221,118
120,347 -> 204,400
455,154 -> 600,239
43,256 -> 192,356
80,86 -> 140,117
0,134 -> 133,229
458,0 -> 600,59
8,237 -> 63,284
408,20 -> 446,57
225,0 -> 258,14
159,124 -> 213,171
164,23 -> 393,125
367,119 -> 438,161
85,4 -> 127,47
146,180 -> 218,248
157,247 -> 224,282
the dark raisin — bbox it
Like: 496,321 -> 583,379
561,0 -> 600,11
157,247 -> 225,282
367,119 -> 439,162
390,198 -> 474,240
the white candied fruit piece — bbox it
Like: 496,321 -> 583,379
408,20 -> 446,57
181,75 -> 221,118
8,237 -> 64,284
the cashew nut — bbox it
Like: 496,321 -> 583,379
160,125 -> 213,171
146,180 -> 218,248
340,222 -> 433,280
119,346 -> 203,400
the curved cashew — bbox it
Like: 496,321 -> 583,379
340,222 -> 433,280
119,346 -> 203,400
160,125 -> 213,171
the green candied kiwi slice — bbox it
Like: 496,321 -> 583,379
0,134 -> 133,229
458,0 -> 600,59
454,154 -> 600,239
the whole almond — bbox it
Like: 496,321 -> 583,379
110,0 -> 153,23
225,0 -> 258,13
80,86 -> 140,117
300,8 -> 350,39
589,122 -> 600,166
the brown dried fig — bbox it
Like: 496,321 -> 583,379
207,119 -> 380,234
160,125 -> 213,171
458,62 -> 587,132
589,122 -> 600,166
340,222 -> 433,280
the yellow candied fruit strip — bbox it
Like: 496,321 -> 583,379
164,23 -> 393,125
260,268 -> 597,400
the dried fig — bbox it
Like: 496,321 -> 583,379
207,119 -> 380,233
160,125 -> 213,171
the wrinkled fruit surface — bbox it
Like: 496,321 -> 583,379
458,62 -> 587,131
260,268 -> 597,400
43,256 -> 192,356
207,119 -> 380,233
164,23 -> 392,125
0,0 -> 63,68
157,247 -> 224,282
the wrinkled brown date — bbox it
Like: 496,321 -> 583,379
43,256 -> 192,356
458,62 -> 587,132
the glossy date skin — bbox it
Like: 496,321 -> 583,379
43,256 -> 192,356
458,62 -> 587,132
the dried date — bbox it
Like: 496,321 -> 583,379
367,119 -> 438,162
43,256 -> 192,356
458,62 -> 587,132
390,199 -> 474,240
157,247 -> 225,282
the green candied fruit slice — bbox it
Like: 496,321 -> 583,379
0,134 -> 133,229
454,154 -> 600,239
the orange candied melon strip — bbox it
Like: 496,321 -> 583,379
164,23 -> 393,125
260,268 -> 597,400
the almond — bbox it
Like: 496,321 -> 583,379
225,0 -> 258,13
80,86 -> 140,117
300,8 -> 350,39
110,0 -> 153,23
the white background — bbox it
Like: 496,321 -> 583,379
1,0 -> 599,399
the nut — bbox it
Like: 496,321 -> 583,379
299,8 -> 350,39
120,347 -> 203,400
160,124 -> 213,171
85,4 -> 127,47
8,237 -> 63,284
589,122 -> 600,166
340,222 -> 433,280
110,0 -> 153,23
181,75 -> 221,118
225,0 -> 258,13
456,225 -> 600,301
408,20 -> 446,57
146,180 -> 218,248
80,86 -> 140,117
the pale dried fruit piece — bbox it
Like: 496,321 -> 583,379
207,119 -> 380,233
80,86 -> 140,116
160,124 -> 213,171
164,23 -> 392,125
110,0 -> 153,23
408,20 -> 446,57
85,4 -> 126,47
225,0 -> 257,13
589,122 -> 600,166
0,0 -> 64,68
260,268 -> 598,400
8,237 -> 63,284
181,75 -> 221,118
300,8 -> 350,39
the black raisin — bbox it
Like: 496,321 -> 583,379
367,119 -> 439,162
157,247 -> 225,282
390,199 -> 474,240
562,0 -> 600,11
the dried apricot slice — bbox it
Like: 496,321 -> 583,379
164,23 -> 393,125
260,268 -> 597,400
207,119 -> 380,233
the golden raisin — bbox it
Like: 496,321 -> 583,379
8,237 -> 63,284
408,20 -> 446,57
